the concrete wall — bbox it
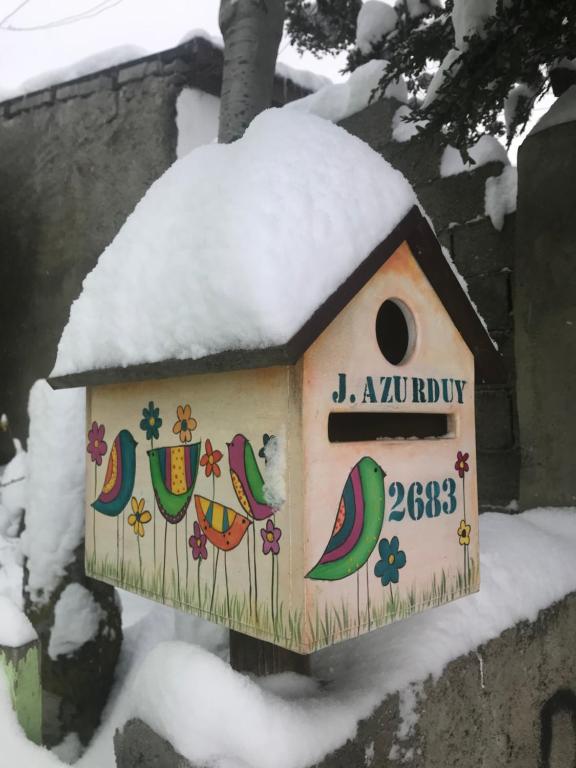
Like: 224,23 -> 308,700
340,101 -> 519,509
0,38 -> 309,462
515,116 -> 576,508
113,591 -> 576,768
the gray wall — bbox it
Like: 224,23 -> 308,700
0,38 -> 308,460
515,118 -> 576,508
340,101 -> 519,509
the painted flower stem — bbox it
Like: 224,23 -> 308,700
246,534 -> 253,618
462,475 -> 467,589
356,571 -> 361,634
162,520 -> 168,599
175,525 -> 180,604
270,553 -> 275,633
138,535 -> 143,586
366,564 -> 371,631
210,548 -> 221,614
93,464 -> 97,559
197,559 -> 202,609
224,551 -> 230,619
252,525 -> 259,624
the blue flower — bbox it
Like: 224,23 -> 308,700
140,401 -> 162,441
374,536 -> 406,586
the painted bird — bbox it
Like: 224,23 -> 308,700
306,457 -> 386,581
227,433 -> 276,520
147,443 -> 201,524
92,429 -> 137,517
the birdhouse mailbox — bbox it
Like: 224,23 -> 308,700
50,207 -> 501,655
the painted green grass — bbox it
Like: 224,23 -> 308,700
87,551 -> 305,649
87,552 -> 478,654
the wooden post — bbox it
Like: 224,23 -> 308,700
229,630 -> 310,677
0,638 -> 42,744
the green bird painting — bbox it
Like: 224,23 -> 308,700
92,429 -> 137,517
306,456 -> 386,631
306,457 -> 386,581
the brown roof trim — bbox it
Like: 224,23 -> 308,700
49,206 -> 503,390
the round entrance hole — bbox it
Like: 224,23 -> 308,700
375,299 -> 415,365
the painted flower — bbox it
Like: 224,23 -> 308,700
172,404 -> 197,444
261,519 -> 282,555
128,497 -> 152,537
258,433 -> 276,462
189,521 -> 208,561
87,421 -> 107,466
455,451 -> 470,478
457,519 -> 471,546
140,401 -> 162,441
374,536 -> 406,586
199,439 -> 223,478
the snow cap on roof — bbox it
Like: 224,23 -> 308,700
51,108 -> 417,378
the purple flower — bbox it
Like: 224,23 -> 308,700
261,519 -> 282,556
189,521 -> 208,561
87,422 -> 107,466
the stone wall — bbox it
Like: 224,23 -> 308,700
113,591 -> 576,768
340,101 -> 519,508
515,113 -> 576,509
0,37 -> 309,462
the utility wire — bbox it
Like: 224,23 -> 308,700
0,0 -> 124,31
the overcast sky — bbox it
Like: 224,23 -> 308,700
0,0 -> 348,97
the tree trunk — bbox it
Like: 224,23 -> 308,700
218,0 -> 285,144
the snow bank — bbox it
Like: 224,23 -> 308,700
289,59 -> 407,123
48,584 -> 104,659
21,381 -> 86,603
356,1 -> 397,55
0,596 -> 36,647
485,166 -> 517,231
530,85 -> 576,136
440,135 -> 508,177
108,510 -> 576,768
53,108 -> 416,376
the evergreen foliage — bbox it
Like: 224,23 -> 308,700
286,1 -> 576,156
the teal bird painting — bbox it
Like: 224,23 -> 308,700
92,429 -> 138,517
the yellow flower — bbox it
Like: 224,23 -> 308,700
457,519 -> 471,546
128,496 -> 152,537
172,404 -> 198,444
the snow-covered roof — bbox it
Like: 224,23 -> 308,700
50,108 -> 501,388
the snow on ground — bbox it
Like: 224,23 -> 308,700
485,166 -> 517,231
289,59 -> 407,123
21,381 -> 86,604
48,584 -> 104,660
52,107 -> 416,377
440,135 -> 508,177
1,509 -> 576,767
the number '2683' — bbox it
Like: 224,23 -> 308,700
388,479 -> 457,522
